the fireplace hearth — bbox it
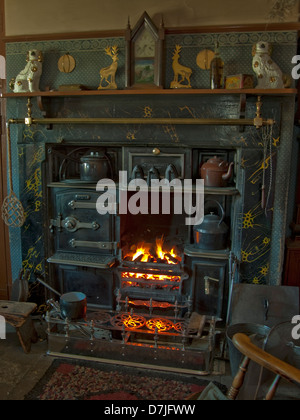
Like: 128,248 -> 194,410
43,141 -> 235,373
3,26 -> 296,376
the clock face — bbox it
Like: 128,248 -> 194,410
125,12 -> 164,89
135,27 -> 156,58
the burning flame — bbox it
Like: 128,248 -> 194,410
125,236 -> 181,265
132,246 -> 149,263
122,273 -> 180,282
122,236 -> 182,286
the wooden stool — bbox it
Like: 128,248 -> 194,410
0,300 -> 38,353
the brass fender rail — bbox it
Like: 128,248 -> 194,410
7,116 -> 274,128
7,96 -> 274,128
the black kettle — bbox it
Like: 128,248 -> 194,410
80,152 -> 111,182
193,200 -> 229,250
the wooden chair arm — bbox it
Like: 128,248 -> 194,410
233,333 -> 300,385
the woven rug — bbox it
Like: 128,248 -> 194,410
25,359 -> 227,400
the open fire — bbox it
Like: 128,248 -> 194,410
121,236 -> 182,288
123,236 -> 182,265
122,236 -> 182,290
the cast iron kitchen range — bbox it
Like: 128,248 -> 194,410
43,142 -> 238,375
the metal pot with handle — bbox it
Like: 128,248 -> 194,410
80,151 -> 111,182
193,200 -> 229,250
60,292 -> 87,320
36,275 -> 87,320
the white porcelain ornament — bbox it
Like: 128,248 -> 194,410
13,50 -> 43,93
252,42 -> 284,89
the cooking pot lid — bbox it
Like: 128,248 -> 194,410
205,212 -> 219,220
194,212 -> 228,232
199,212 -> 222,224
203,156 -> 228,169
81,152 -> 106,161
209,156 -> 222,162
61,292 -> 86,302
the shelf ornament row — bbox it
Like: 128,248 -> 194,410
8,42 -> 290,94
7,11 -> 292,94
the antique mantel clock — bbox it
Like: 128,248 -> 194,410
125,12 -> 165,89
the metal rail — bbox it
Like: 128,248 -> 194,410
8,116 -> 274,128
7,95 -> 274,128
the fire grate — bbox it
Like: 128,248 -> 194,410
118,262 -> 189,303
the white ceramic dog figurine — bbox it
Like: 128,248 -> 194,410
14,50 -> 43,93
252,42 -> 284,89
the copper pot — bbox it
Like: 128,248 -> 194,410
201,156 -> 234,187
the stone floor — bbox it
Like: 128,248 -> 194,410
0,321 -> 52,400
0,320 -> 299,400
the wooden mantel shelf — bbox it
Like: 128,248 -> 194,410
1,88 -> 298,98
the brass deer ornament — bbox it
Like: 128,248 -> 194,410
98,46 -> 119,90
170,45 -> 192,89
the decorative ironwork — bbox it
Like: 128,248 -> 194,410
111,313 -> 146,329
146,318 -> 175,332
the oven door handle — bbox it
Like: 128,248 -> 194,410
68,200 -> 96,210
69,239 -> 119,251
50,216 -> 100,233
68,199 -> 118,213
